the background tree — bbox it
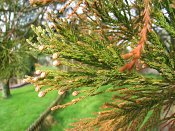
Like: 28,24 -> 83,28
0,0 -> 50,98
28,0 -> 175,130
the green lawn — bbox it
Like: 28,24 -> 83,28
37,65 -> 58,71
0,73 -> 157,131
50,86 -> 113,131
50,74 -> 161,131
0,84 -> 58,131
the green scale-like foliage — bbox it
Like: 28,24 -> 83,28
28,0 -> 175,130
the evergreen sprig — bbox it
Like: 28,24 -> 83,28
28,0 -> 175,130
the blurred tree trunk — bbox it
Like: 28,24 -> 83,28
2,79 -> 10,98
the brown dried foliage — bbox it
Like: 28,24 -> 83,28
59,0 -> 86,19
119,0 -> 151,72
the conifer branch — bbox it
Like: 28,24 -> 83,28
120,0 -> 151,72
28,0 -> 175,130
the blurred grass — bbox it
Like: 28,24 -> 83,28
144,73 -> 162,79
0,84 -> 58,131
36,65 -> 58,71
0,64 -> 161,131
50,85 -> 114,131
50,74 -> 161,131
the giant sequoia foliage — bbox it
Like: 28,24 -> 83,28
28,0 -> 175,130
